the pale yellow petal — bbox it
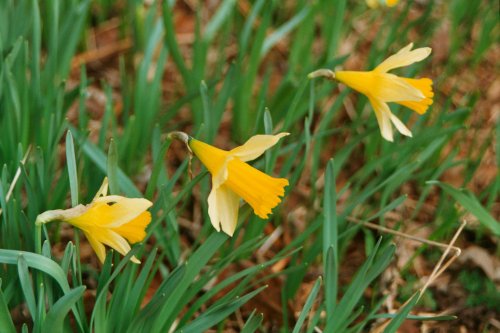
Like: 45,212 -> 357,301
99,229 -> 140,264
207,183 -> 240,236
229,133 -> 289,162
88,196 -> 152,228
372,73 -> 425,102
84,231 -> 107,263
207,186 -> 221,232
212,158 -> 231,189
369,98 -> 394,142
93,178 -> 109,200
389,113 -> 412,137
375,44 -> 431,73
366,0 -> 378,8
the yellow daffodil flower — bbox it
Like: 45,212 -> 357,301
366,0 -> 399,8
170,132 -> 289,236
36,178 -> 152,263
309,43 -> 433,141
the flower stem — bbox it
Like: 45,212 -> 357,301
35,223 -> 42,254
307,69 -> 336,80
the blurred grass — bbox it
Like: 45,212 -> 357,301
0,0 -> 498,332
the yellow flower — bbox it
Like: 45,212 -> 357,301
366,0 -> 399,8
36,178 -> 152,263
309,43 -> 433,141
170,132 -> 289,236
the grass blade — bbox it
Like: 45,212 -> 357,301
292,277 -> 321,333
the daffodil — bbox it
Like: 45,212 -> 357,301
309,43 -> 433,141
36,178 -> 152,263
170,132 -> 289,236
366,0 -> 399,8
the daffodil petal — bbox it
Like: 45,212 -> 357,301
112,211 -> 151,243
85,232 -> 107,263
207,187 -> 220,232
335,71 -> 424,102
98,229 -> 140,263
374,73 -> 425,102
208,183 -> 240,236
375,43 -> 431,73
93,177 -> 109,200
212,158 -> 231,189
89,196 -> 152,228
100,229 -> 131,255
229,133 -> 289,162
389,113 -> 412,137
369,98 -> 394,142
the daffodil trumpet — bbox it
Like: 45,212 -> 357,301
36,178 -> 152,263
169,131 -> 289,236
309,43 -> 433,141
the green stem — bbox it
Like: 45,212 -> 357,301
35,224 -> 42,254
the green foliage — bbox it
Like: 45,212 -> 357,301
0,0 -> 496,331
459,270 -> 500,310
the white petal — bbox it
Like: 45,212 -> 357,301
389,113 -> 413,137
229,133 -> 289,162
369,98 -> 394,142
375,43 -> 431,73
207,183 -> 240,236
93,196 -> 152,228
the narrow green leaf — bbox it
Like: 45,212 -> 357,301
204,0 -> 237,43
241,310 -> 263,333
383,292 -> 420,333
0,250 -> 83,330
179,286 -> 266,333
41,286 -> 86,333
17,255 -> 36,321
292,277 -> 322,333
70,126 -> 141,197
107,138 -> 119,195
0,280 -> 16,333
65,130 -> 78,206
323,159 -> 338,316
152,232 -> 228,331
428,181 -> 500,236
261,7 -> 310,57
